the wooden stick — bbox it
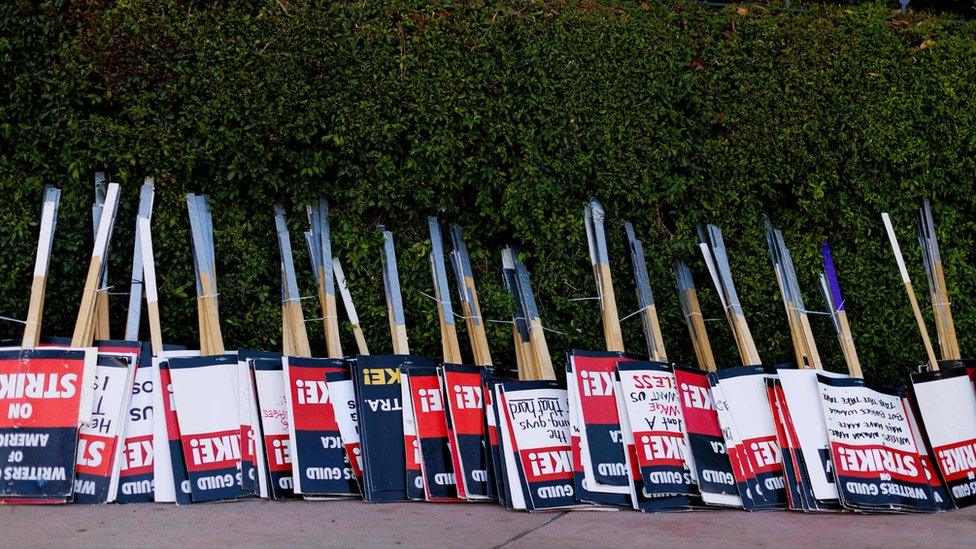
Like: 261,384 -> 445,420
505,247 -> 554,380
187,194 -> 225,355
675,260 -> 717,371
137,217 -> 164,355
275,205 -> 311,357
72,183 -> 121,347
699,224 -> 761,366
917,200 -> 961,360
380,228 -> 409,355
428,217 -> 463,364
584,200 -> 624,352
450,224 -> 493,366
124,179 -> 156,341
306,199 -> 343,358
22,186 -> 60,349
624,222 -> 667,362
333,259 -> 369,355
92,173 -> 111,341
820,243 -> 862,377
883,213 -> 939,371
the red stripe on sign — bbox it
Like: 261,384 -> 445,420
182,429 -> 242,473
75,433 -> 118,476
632,431 -> 687,469
0,357 -> 87,429
263,433 -> 292,472
674,369 -> 721,438
118,434 -> 155,476
287,369 -> 340,432
933,438 -> 976,482
444,371 -> 485,437
519,446 -> 574,483
831,442 -> 926,484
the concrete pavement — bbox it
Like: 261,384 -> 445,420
3,500 -> 974,548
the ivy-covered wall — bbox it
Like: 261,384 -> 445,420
2,1 -> 975,384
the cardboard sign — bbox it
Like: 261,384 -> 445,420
151,351 -> 199,504
497,381 -> 577,511
442,363 -> 491,500
707,371 -> 761,510
482,366 -> 516,506
115,343 -> 155,503
818,375 -> 937,512
902,393 -> 953,511
765,375 -> 818,510
616,361 -> 697,497
237,349 -> 275,497
74,353 -> 136,504
570,350 -> 634,489
168,354 -> 245,503
352,355 -> 414,503
283,356 -> 358,497
566,357 -> 630,507
911,366 -> 976,508
673,366 -> 740,507
400,362 -> 424,500
777,369 -> 843,507
405,364 -> 457,501
324,365 -> 362,483
0,348 -> 96,501
251,357 -> 295,500
493,380 -> 526,510
613,370 -> 696,512
712,366 -> 788,510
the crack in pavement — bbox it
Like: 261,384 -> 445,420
494,511 -> 569,548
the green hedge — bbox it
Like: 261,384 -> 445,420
2,1 -> 975,385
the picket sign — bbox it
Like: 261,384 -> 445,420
673,366 -> 741,507
0,348 -> 98,502
911,365 -> 976,508
902,392 -> 954,511
115,343 -> 156,503
283,357 -> 358,498
482,366 -> 518,507
441,363 -> 492,500
818,375 -> 938,513
352,355 -> 415,502
405,364 -> 457,501
74,343 -> 139,504
250,355 -> 295,500
495,381 -> 580,511
239,349 -> 282,499
152,350 -> 200,504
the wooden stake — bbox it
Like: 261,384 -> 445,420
450,224 -> 493,366
428,217 -> 463,364
820,243 -> 862,378
306,199 -> 343,358
187,194 -> 225,355
137,217 -> 164,355
333,259 -> 370,355
584,200 -> 624,352
380,228 -> 409,355
917,200 -> 961,360
22,186 -> 60,349
504,247 -> 555,381
624,223 -> 667,362
676,261 -> 718,372
275,205 -> 311,358
92,173 -> 111,341
72,183 -> 121,347
883,212 -> 939,371
124,179 -> 155,341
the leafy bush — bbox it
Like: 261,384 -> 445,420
2,0 -> 975,385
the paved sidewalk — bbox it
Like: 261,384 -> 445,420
3,500 -> 973,548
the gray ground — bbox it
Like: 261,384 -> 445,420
3,499 -> 974,548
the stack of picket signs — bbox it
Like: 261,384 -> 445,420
3,183 -> 976,518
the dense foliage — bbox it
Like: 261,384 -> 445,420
2,0 -> 975,385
